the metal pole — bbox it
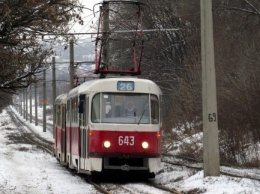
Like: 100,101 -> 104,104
43,69 -> 46,132
102,2 -> 110,68
35,80 -> 38,126
20,92 -> 22,115
25,88 -> 28,121
70,39 -> 74,89
29,85 -> 32,123
201,0 -> 220,177
52,56 -> 56,137
23,90 -> 26,119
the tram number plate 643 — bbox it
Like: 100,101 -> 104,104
118,136 -> 134,146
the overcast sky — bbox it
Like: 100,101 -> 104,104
70,0 -> 102,33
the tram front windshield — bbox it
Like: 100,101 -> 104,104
91,93 -> 159,124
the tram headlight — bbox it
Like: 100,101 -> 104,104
142,141 -> 149,149
103,141 -> 111,148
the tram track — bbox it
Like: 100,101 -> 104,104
145,180 -> 181,194
7,107 -> 54,154
10,106 -> 260,193
8,107 -> 182,194
72,169 -> 180,194
82,172 -> 181,194
95,181 -> 180,194
162,153 -> 260,182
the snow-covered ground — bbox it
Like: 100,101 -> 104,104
0,108 -> 99,194
1,107 -> 260,194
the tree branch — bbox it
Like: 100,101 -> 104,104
244,0 -> 260,15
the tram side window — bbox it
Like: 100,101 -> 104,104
73,98 -> 78,123
67,100 -> 71,123
91,93 -> 100,122
71,98 -> 74,123
57,105 -> 61,127
74,98 -> 77,123
151,95 -> 159,124
62,105 -> 66,129
82,96 -> 89,126
72,97 -> 78,123
75,97 -> 78,123
55,105 -> 58,125
72,98 -> 75,123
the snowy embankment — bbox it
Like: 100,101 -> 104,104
0,109 -> 98,194
1,107 -> 260,193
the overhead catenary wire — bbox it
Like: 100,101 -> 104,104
43,61 -> 95,64
40,28 -> 182,37
68,10 -> 99,33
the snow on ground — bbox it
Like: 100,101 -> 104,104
156,168 -> 260,194
0,109 -> 98,194
1,107 -> 260,194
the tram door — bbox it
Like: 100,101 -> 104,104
79,94 -> 88,170
61,104 -> 66,162
66,99 -> 71,168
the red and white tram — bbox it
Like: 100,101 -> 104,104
54,93 -> 67,164
54,77 -> 162,178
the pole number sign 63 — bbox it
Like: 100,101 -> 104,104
208,113 -> 217,122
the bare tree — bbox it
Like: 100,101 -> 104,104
0,0 -> 83,91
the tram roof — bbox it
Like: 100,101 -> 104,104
67,77 -> 161,99
54,93 -> 67,105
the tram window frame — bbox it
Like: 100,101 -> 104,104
71,98 -> 74,123
83,96 -> 89,126
62,105 -> 66,129
72,97 -> 78,123
91,93 -> 101,123
57,105 -> 61,127
150,94 -> 159,124
76,96 -> 78,123
67,100 -> 71,123
91,92 -> 152,124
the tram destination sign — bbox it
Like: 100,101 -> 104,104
117,81 -> 134,91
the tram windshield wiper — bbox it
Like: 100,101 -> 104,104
137,103 -> 148,125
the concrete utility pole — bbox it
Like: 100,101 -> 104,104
35,80 -> 38,126
23,90 -> 26,119
70,39 -> 74,89
201,0 -> 220,177
43,69 -> 46,132
102,2 -> 110,68
25,88 -> 28,121
20,92 -> 22,116
29,85 -> 32,123
52,56 -> 56,137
